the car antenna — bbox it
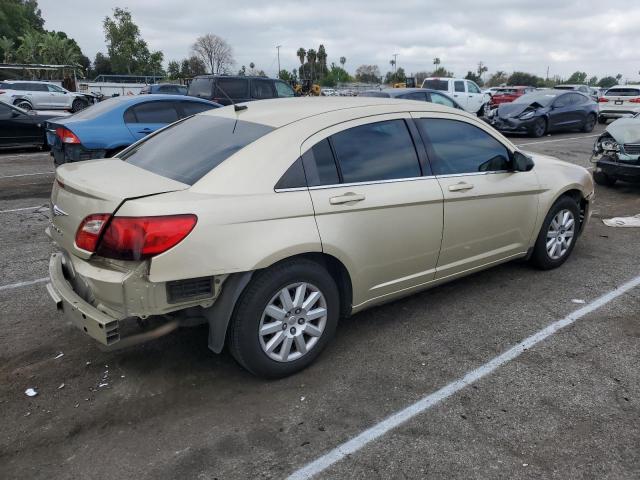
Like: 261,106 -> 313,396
216,80 -> 248,112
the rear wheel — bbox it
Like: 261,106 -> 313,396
530,197 -> 580,270
14,100 -> 32,110
582,113 -> 596,133
227,259 -> 339,378
530,117 -> 547,138
593,170 -> 617,187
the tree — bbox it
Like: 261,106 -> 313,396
192,33 -> 234,74
477,61 -> 488,82
306,48 -> 317,81
465,70 -> 483,86
433,57 -> 441,67
598,76 -> 618,88
339,56 -> 346,68
0,36 -> 14,63
317,44 -> 327,77
385,66 -> 406,85
508,71 -> 543,87
355,64 -> 381,83
587,76 -> 598,86
297,48 -> 306,66
103,7 -> 163,75
414,71 -> 429,85
179,55 -> 206,77
566,71 -> 587,84
16,30 -> 40,63
279,69 -> 293,82
93,52 -> 112,76
0,0 -> 44,43
431,66 -> 453,77
167,60 -> 180,79
238,65 -> 246,76
486,70 -> 508,87
390,59 -> 396,71
615,73 -> 623,82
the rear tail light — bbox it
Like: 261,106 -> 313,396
598,97 -> 609,103
75,214 -> 111,252
55,127 -> 81,144
629,98 -> 640,103
96,215 -> 197,260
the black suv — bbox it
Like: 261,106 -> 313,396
187,75 -> 295,105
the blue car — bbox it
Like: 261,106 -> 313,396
46,95 -> 221,165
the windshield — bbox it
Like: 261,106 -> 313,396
121,114 -> 274,185
513,91 -> 558,106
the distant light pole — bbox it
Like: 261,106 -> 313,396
276,45 -> 282,79
393,53 -> 398,73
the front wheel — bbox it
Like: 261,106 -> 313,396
71,99 -> 88,112
530,117 -> 547,138
15,100 -> 32,110
530,197 -> 581,270
227,259 -> 339,378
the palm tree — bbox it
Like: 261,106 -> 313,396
0,36 -> 14,63
433,57 -> 441,67
296,48 -> 306,65
306,49 -> 317,81
339,56 -> 346,68
390,59 -> 396,70
17,31 -> 42,64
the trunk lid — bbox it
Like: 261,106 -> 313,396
50,159 -> 189,258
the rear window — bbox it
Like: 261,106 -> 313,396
188,78 -> 213,98
121,115 -> 274,185
423,79 -> 448,91
605,88 -> 640,97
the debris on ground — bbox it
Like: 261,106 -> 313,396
24,388 -> 38,397
603,214 -> 640,227
58,383 -> 65,390
572,299 -> 586,304
54,352 -> 64,359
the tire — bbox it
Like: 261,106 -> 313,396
598,116 -> 608,125
14,100 -> 32,110
582,113 -> 596,133
227,258 -> 340,378
71,99 -> 88,113
530,117 -> 547,138
593,170 -> 617,187
530,196 -> 581,270
477,103 -> 489,117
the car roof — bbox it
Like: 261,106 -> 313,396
3,80 -> 56,84
202,96 -> 465,128
104,94 -> 216,106
193,75 -> 281,80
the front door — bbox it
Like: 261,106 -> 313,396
302,114 -> 444,307
465,80 -> 485,114
412,113 -> 541,279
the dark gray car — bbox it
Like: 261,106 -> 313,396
359,88 -> 464,110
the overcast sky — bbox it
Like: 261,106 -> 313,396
38,0 -> 640,81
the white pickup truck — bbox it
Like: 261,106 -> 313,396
421,77 -> 490,116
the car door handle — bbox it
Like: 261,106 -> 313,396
329,192 -> 366,205
138,128 -> 153,134
448,182 -> 474,192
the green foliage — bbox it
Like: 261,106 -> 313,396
508,71 -> 543,87
0,36 -> 14,62
464,70 -> 483,86
587,76 -> 598,86
355,64 -> 381,83
384,67 -> 406,85
320,64 -> 352,86
566,71 -> 587,84
598,76 -> 618,88
103,7 -> 164,75
486,70 -> 508,87
278,69 -> 293,82
167,60 -> 180,79
93,52 -> 112,75
0,0 -> 44,43
431,66 -> 453,78
179,55 -> 206,78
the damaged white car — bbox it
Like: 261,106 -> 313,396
592,114 -> 640,186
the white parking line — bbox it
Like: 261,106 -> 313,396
515,134 -> 600,147
0,172 -> 54,179
287,273 -> 640,480
0,277 -> 49,292
0,205 -> 47,214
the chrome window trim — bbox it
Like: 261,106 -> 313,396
435,170 -> 511,179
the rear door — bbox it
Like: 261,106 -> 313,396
452,80 -> 467,109
46,84 -> 71,108
124,101 -> 180,140
412,113 -> 540,279
303,115 -> 444,306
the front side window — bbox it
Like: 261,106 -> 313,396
330,120 -> 421,183
275,81 -> 295,97
553,94 -> 571,108
121,115 -> 274,185
467,81 -> 481,94
454,81 -> 465,93
215,78 -> 249,99
129,101 -> 179,123
47,84 -> 65,93
416,118 -> 510,175
251,79 -> 275,99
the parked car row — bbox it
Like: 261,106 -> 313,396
0,80 -> 97,112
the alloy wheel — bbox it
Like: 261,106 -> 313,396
546,209 -> 575,260
258,282 -> 328,363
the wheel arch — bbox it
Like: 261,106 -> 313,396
551,187 -> 589,233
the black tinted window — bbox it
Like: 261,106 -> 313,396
121,116 -> 273,185
302,138 -> 340,186
400,92 -> 427,101
553,94 -> 571,108
216,78 -> 248,98
158,85 -> 179,93
423,79 -> 448,91
331,120 -> 421,183
416,118 -> 510,175
606,88 -> 640,96
251,79 -> 275,99
179,101 -> 216,117
188,78 -> 213,98
454,81 -> 465,92
130,102 -> 179,123
275,158 -> 307,189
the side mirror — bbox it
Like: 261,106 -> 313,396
513,151 -> 535,172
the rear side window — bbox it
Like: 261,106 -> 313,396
416,118 -> 510,175
251,79 -> 275,99
454,81 -> 465,92
358,91 -> 390,98
275,81 -> 295,97
158,85 -> 179,93
188,78 -> 213,98
127,101 -> 179,123
400,92 -> 427,101
423,79 -> 448,91
429,92 -> 456,108
606,88 -> 640,97
179,101 -> 216,117
302,138 -> 340,186
121,116 -> 274,185
330,120 -> 421,183
216,78 -> 248,99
